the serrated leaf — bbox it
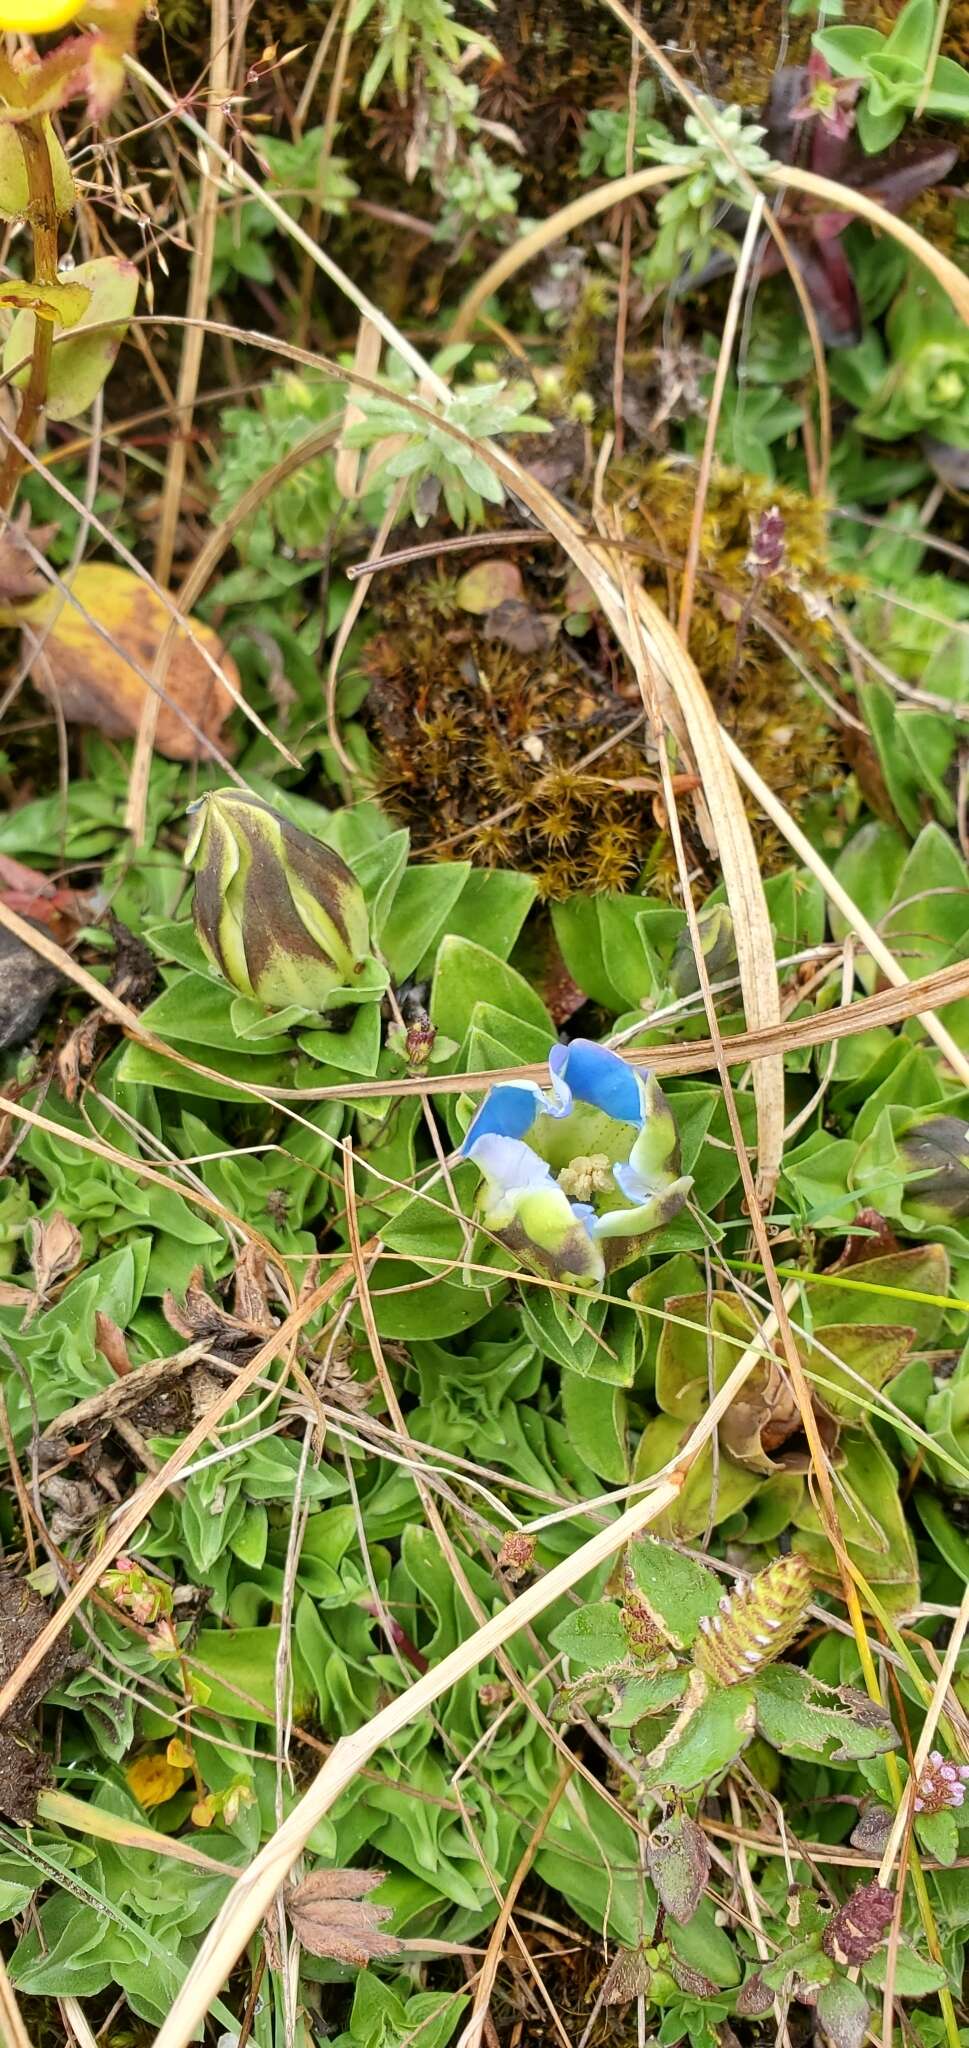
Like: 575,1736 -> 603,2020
754,1665 -> 899,1762
640,1671 -> 756,1792
625,1535 -> 722,1648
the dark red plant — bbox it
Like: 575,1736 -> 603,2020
697,59 -> 957,347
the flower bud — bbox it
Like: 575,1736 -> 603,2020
185,789 -> 375,1013
899,1115 -> 969,1222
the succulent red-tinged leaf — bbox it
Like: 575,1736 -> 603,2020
797,236 -> 862,349
863,142 -> 958,216
646,1810 -> 710,1926
0,38 -> 94,120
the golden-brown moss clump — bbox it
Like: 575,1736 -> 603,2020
363,584 -> 654,900
363,463 -> 845,895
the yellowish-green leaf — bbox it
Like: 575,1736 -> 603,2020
0,277 -> 90,326
0,116 -> 74,220
4,254 -> 137,419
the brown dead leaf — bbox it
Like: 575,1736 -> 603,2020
164,1267 -> 276,1361
40,1473 -> 105,1540
19,1212 -> 82,1328
56,1008 -> 103,1103
719,1354 -> 839,1475
286,1868 -> 401,1966
483,597 -> 557,652
231,1243 -> 275,1333
28,563 -> 243,762
95,1311 -> 132,1378
0,516 -> 57,605
0,852 -> 85,928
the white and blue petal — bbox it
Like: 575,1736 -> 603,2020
466,1134 -> 604,1287
550,1038 -> 646,1125
462,1082 -> 548,1153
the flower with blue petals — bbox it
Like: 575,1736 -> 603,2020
461,1038 -> 692,1288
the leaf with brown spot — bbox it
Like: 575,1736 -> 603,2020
285,1868 -> 401,1965
26,563 -> 243,762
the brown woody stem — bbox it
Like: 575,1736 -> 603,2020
0,117 -> 59,514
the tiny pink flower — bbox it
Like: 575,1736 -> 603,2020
914,1754 -> 969,1817
790,52 -> 861,142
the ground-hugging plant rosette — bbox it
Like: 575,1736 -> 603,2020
0,763 -> 968,2047
4,0 -> 969,2040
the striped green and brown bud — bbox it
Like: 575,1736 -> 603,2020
694,1553 -> 811,1686
185,789 -> 379,1013
899,1115 -> 969,1223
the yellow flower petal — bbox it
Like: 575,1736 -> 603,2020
0,0 -> 84,28
125,1753 -> 187,1809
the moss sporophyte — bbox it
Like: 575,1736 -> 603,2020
461,1038 -> 692,1288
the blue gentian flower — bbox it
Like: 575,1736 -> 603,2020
461,1038 -> 692,1288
